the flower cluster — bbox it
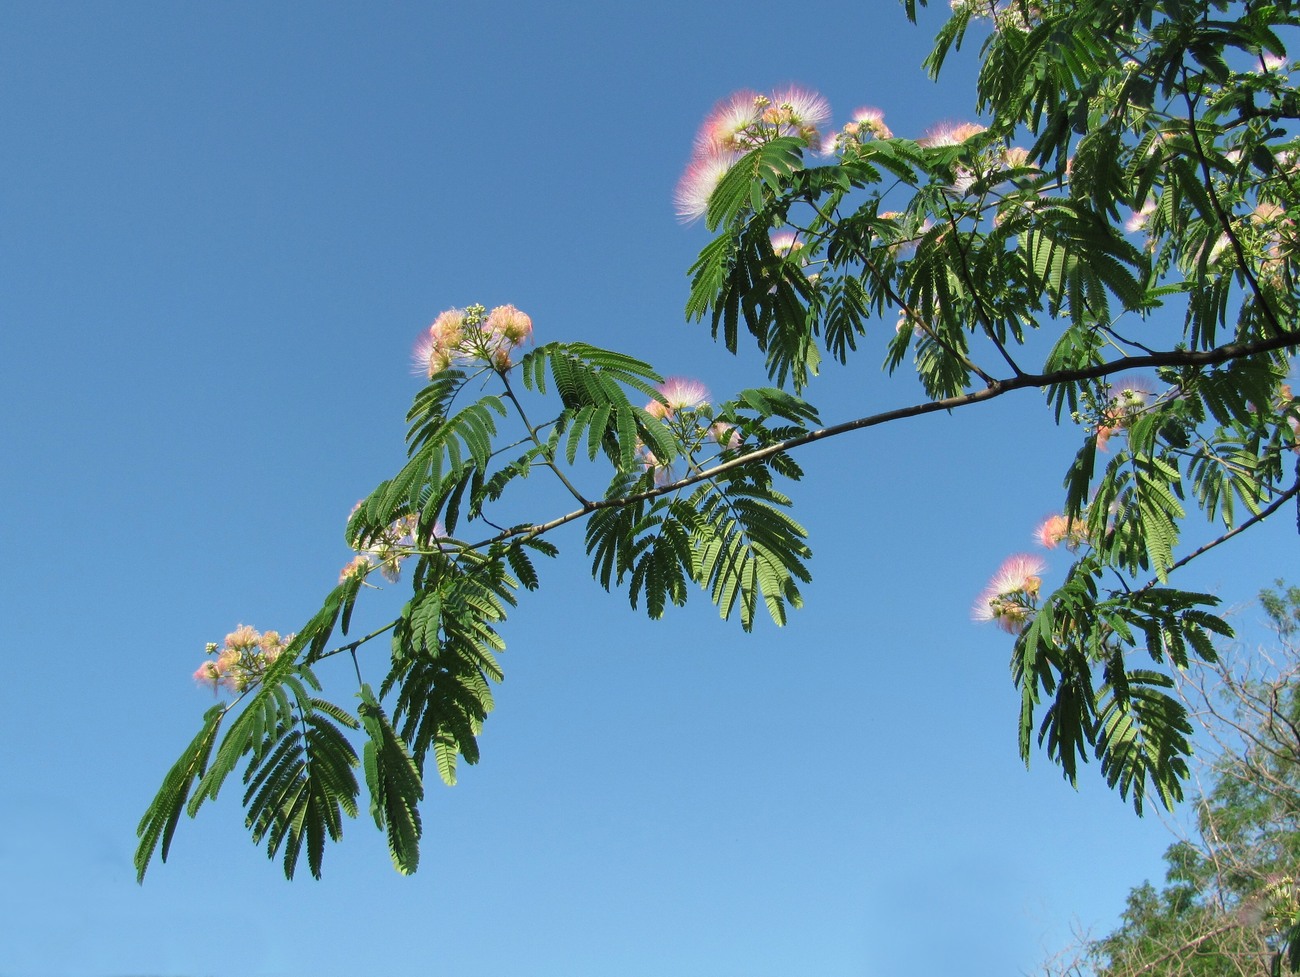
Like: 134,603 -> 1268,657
1094,379 -> 1155,451
193,625 -> 292,693
676,86 -> 832,222
974,497 -> 1118,634
414,303 -> 533,377
645,376 -> 710,420
638,377 -> 740,484
951,0 -> 1043,33
1238,874 -> 1300,928
829,106 -> 893,157
917,121 -> 986,148
343,507 -> 445,584
676,84 -> 1011,224
971,554 -> 1046,633
1033,513 -> 1091,551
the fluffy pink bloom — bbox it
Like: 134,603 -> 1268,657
918,121 -> 986,147
339,553 -> 372,584
695,89 -> 763,156
675,153 -> 739,223
639,446 -> 674,486
414,308 -> 467,377
193,660 -> 222,691
258,630 -> 292,664
224,624 -> 259,652
481,304 -> 533,369
849,106 -> 892,139
484,304 -> 533,347
1035,514 -> 1087,550
1124,201 -> 1157,234
1003,146 -> 1031,168
646,376 -> 710,418
770,231 -> 802,255
834,109 -> 892,155
710,422 -> 742,450
1095,378 -> 1156,450
766,85 -> 831,146
985,554 -> 1046,597
972,554 -> 1047,633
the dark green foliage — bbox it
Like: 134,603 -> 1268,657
358,685 -> 423,874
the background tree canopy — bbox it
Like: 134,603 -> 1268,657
135,0 -> 1300,883
1042,583 -> 1300,976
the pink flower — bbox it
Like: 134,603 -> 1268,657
695,90 -> 763,156
224,625 -> 259,652
1003,146 -> 1031,168
193,660 -> 222,691
918,121 -> 986,147
414,308 -> 467,377
766,85 -> 831,146
849,106 -> 891,139
215,648 -> 243,690
710,422 -> 742,450
1035,514 -> 1087,550
1094,377 -> 1156,450
258,630 -> 292,664
972,554 -> 1047,634
639,446 -> 674,486
484,304 -> 533,347
646,376 -> 710,419
675,153 -> 739,223
1124,201 -> 1157,234
339,553 -> 373,584
985,554 -> 1046,597
770,231 -> 802,256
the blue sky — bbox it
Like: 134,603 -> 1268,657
3,3 -> 1295,976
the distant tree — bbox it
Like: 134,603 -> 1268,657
139,0 -> 1300,879
1041,583 -> 1300,977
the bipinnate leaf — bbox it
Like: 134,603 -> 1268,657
358,685 -> 423,875
134,704 -> 225,883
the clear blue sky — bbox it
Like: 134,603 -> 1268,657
3,3 -> 1294,976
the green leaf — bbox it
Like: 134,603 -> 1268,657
358,685 -> 424,875
134,705 -> 225,883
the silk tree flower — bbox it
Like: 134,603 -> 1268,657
481,304 -> 533,369
1124,201 -> 1157,234
677,85 -> 830,221
1034,514 -> 1088,551
694,89 -> 764,156
710,422 -> 742,451
484,304 -> 533,347
646,376 -> 710,419
972,554 -> 1046,634
414,307 -> 467,377
675,153 -> 739,222
840,106 -> 892,145
1002,146 -> 1031,169
257,630 -> 289,664
770,231 -> 803,256
918,121 -> 986,148
1095,378 -> 1155,451
350,511 -> 447,582
338,553 -> 373,584
193,625 -> 293,693
413,304 -> 534,375
763,85 -> 831,148
193,660 -> 222,691
639,446 -> 674,486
